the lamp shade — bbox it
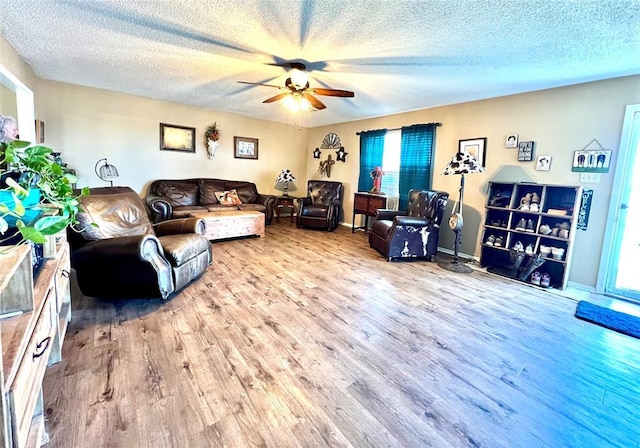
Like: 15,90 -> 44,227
95,158 -> 119,186
275,169 -> 296,183
442,152 -> 485,175
275,169 -> 297,196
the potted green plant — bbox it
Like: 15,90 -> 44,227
0,139 -> 88,247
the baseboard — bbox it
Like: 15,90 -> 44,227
436,246 -> 479,263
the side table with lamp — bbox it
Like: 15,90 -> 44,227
274,169 -> 298,222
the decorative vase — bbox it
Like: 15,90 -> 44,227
206,140 -> 218,159
0,188 -> 42,227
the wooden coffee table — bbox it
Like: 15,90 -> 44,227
189,210 -> 265,241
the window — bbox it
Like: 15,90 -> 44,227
380,130 -> 401,198
358,124 -> 437,209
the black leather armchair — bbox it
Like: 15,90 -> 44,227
369,189 -> 449,261
68,187 -> 212,299
296,180 -> 343,231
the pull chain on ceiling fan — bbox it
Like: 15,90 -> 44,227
238,62 -> 354,111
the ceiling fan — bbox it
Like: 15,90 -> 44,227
238,62 -> 354,110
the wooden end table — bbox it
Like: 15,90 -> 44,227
275,195 -> 299,222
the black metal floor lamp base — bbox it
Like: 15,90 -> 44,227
437,259 -> 474,274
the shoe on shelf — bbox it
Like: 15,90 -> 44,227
490,219 -> 501,227
525,219 -> 535,233
540,273 -> 551,288
551,227 -> 559,237
519,193 -> 531,210
485,235 -> 496,246
530,202 -> 539,212
515,218 -> 526,231
551,247 -> 565,260
531,271 -> 542,286
539,245 -> 551,257
494,236 -> 504,247
501,219 -> 509,228
512,241 -> 524,252
559,229 -> 570,239
539,224 -> 552,235
525,244 -> 534,255
490,190 -> 512,207
531,192 -> 540,205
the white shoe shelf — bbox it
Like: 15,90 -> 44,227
480,181 -> 582,290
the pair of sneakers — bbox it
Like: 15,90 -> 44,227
515,218 -> 535,232
511,241 -> 534,255
485,235 -> 504,247
531,271 -> 551,287
519,192 -> 540,211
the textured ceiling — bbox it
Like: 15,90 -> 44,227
1,0 -> 639,128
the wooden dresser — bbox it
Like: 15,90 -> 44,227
352,192 -> 387,232
0,235 -> 71,448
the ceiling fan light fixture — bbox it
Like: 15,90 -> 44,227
290,68 -> 308,89
282,94 -> 310,113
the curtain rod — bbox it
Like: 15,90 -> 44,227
356,122 -> 442,135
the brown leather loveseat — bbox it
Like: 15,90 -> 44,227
145,178 -> 277,225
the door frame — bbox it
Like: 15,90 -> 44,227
596,104 -> 640,297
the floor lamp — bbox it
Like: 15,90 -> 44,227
438,152 -> 485,273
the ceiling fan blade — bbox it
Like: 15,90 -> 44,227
237,81 -> 283,89
304,93 -> 326,110
263,92 -> 291,104
309,88 -> 355,98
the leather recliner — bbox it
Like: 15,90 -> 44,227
296,180 -> 343,231
68,186 -> 212,299
369,189 -> 449,261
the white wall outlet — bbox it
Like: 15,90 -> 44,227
580,173 -> 601,183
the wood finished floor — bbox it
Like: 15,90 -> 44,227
43,222 -> 640,448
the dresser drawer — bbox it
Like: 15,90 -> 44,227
8,289 -> 56,448
54,244 -> 71,314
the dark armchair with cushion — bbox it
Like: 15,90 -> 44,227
68,186 -> 212,299
296,180 -> 343,231
369,189 -> 449,261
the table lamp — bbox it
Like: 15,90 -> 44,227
438,152 -> 485,273
275,169 -> 296,197
94,158 -> 119,187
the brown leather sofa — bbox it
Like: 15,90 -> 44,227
369,189 -> 449,261
145,178 -> 277,225
296,180 -> 343,231
68,186 -> 212,299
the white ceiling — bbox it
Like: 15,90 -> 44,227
1,0 -> 639,128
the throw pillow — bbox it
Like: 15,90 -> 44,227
214,189 -> 242,205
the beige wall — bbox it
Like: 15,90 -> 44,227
37,81 -> 308,195
308,75 -> 640,287
0,36 -> 39,93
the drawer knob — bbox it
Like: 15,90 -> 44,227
33,337 -> 51,360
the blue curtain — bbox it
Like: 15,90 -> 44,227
398,124 -> 435,209
358,129 -> 386,192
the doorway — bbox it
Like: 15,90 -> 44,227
599,105 -> 640,302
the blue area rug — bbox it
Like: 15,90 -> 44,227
575,301 -> 640,339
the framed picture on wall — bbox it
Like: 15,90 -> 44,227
35,119 -> 45,143
234,136 -> 259,159
160,123 -> 195,153
459,137 -> 487,168
536,155 -> 552,171
505,133 -> 518,148
517,141 -> 535,161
